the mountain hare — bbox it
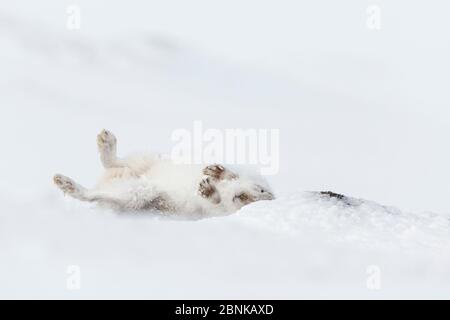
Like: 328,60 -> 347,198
54,130 -> 274,217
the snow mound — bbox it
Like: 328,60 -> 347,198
236,191 -> 450,252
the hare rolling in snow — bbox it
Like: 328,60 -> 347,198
54,130 -> 274,216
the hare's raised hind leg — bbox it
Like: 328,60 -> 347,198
97,129 -> 125,168
53,174 -> 89,201
53,174 -> 125,208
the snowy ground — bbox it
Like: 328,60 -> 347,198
2,191 -> 450,299
1,2 -> 450,299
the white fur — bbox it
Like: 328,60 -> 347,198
54,130 -> 274,218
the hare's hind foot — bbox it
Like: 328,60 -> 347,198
53,174 -> 88,201
97,129 -> 123,168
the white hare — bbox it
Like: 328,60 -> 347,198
54,130 -> 274,217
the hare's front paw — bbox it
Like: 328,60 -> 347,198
203,164 -> 237,181
198,178 -> 221,204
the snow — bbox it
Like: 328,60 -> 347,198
2,190 -> 449,299
1,2 -> 450,299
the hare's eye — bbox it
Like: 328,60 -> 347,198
260,189 -> 264,193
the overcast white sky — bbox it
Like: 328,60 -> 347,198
2,0 -> 449,71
